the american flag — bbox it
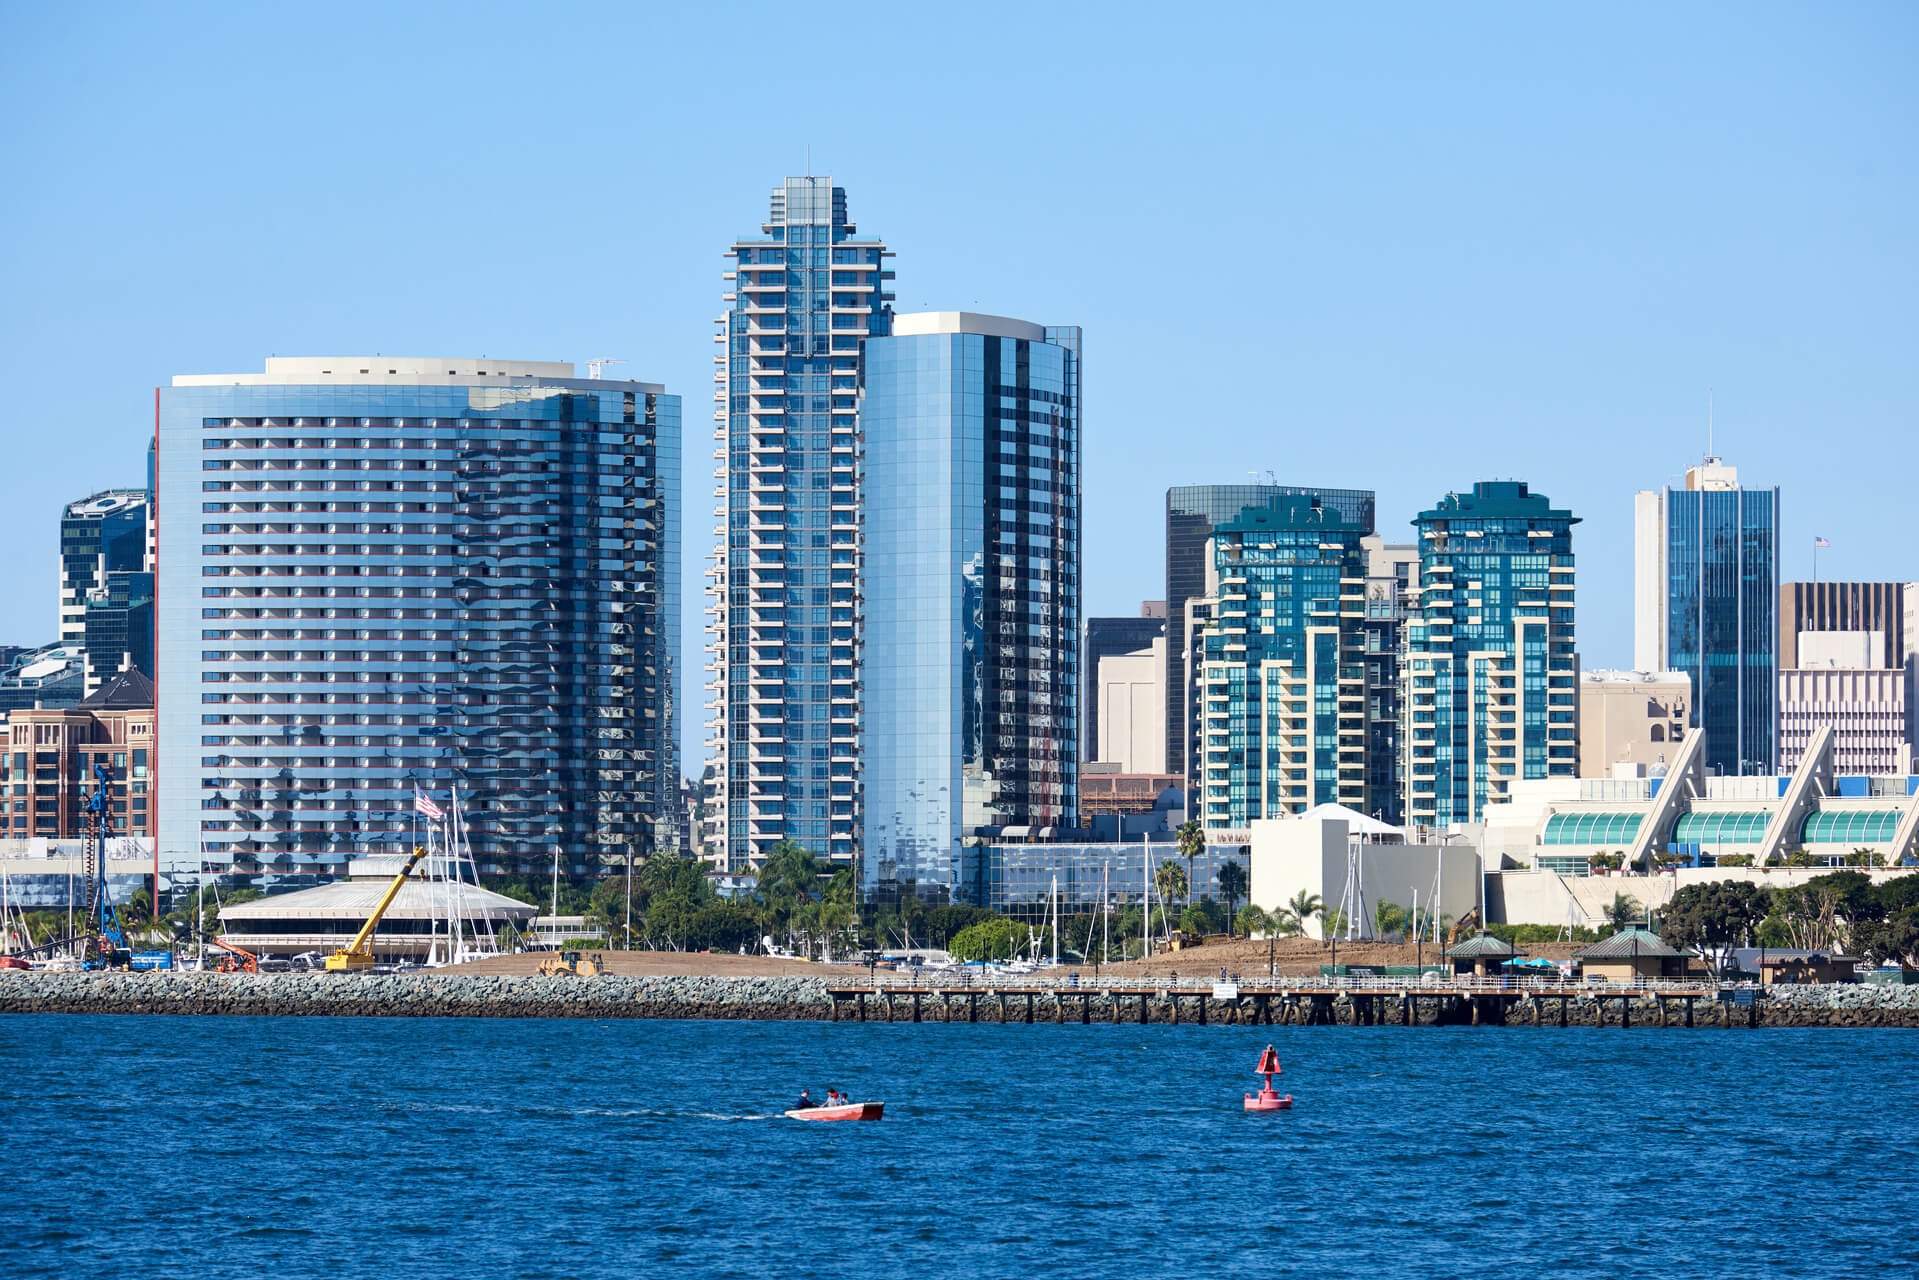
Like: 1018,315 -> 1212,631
1813,536 -> 1830,548
413,785 -> 445,822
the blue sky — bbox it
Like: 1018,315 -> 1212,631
2,2 -> 1914,773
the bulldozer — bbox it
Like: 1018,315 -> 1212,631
537,950 -> 604,977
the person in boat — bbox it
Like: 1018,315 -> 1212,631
825,1090 -> 841,1107
794,1088 -> 816,1110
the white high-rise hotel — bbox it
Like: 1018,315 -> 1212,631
707,178 -> 894,870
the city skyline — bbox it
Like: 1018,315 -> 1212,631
2,6 -> 1915,777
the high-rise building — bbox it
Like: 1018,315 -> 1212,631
859,313 -> 1080,903
1405,481 -> 1579,828
1082,603 -> 1165,766
1092,633 -> 1166,773
1163,485 -> 1375,788
708,177 -> 894,872
1190,497 -> 1369,831
1777,581 -> 1917,772
1779,582 -> 1913,669
1634,458 -> 1780,776
60,489 -> 154,695
156,357 -> 679,872
1360,536 -> 1418,825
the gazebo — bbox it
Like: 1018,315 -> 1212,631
1573,925 -> 1690,982
1444,931 -> 1525,978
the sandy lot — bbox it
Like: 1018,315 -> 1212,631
462,950 -> 847,978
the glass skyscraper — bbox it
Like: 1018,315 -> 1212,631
1190,497 -> 1369,831
61,488 -> 153,695
1163,485 -> 1374,790
1634,458 -> 1779,776
156,358 -> 679,873
709,177 -> 894,871
859,313 -> 1080,903
1405,481 -> 1578,828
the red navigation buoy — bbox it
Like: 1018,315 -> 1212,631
1244,1043 -> 1293,1111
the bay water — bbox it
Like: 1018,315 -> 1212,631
2,1015 -> 1911,1278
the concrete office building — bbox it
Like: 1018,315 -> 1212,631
1405,481 -> 1579,828
1578,669 -> 1691,776
1635,457 -> 1779,776
859,312 -> 1081,903
156,357 -> 679,874
1779,581 -> 1913,670
707,177 -> 894,872
1163,484 -> 1374,789
1780,631 -> 1912,775
1082,603 -> 1165,768
1092,630 -> 1166,774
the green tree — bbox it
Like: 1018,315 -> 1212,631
1277,890 -> 1324,941
1154,860 -> 1188,937
1175,821 -> 1204,910
1215,859 -> 1248,933
949,918 -> 1033,963
1235,904 -> 1272,937
1373,900 -> 1409,938
1658,880 -> 1769,973
753,841 -> 830,956
1601,893 -> 1641,936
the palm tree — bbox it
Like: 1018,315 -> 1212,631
1279,890 -> 1325,941
1216,859 -> 1248,934
1602,892 -> 1641,936
1154,860 -> 1188,942
1235,903 -> 1271,938
1175,821 -> 1204,911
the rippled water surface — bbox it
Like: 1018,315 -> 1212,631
2,1016 -> 1912,1278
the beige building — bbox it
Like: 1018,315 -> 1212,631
1780,630 -> 1912,774
1577,670 -> 1690,777
1093,635 -> 1167,774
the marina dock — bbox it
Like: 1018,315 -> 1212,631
826,977 -> 1744,1028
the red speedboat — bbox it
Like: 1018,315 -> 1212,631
784,1101 -> 885,1122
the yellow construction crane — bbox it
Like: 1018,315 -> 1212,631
325,846 -> 428,972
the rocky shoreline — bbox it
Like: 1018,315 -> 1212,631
2,971 -> 1917,1027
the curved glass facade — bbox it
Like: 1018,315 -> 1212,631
1542,811 -> 1645,845
1672,810 -> 1772,845
1800,809 -> 1899,844
860,320 -> 1080,903
156,368 -> 679,873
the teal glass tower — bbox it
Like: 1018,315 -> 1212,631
710,177 -> 894,872
859,313 -> 1081,903
1405,481 -> 1578,827
1191,497 -> 1369,831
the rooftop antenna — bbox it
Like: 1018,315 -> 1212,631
585,358 -> 625,380
1707,390 -> 1714,461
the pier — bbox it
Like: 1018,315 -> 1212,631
825,976 -> 1735,1028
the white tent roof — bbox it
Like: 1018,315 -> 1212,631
1298,803 -> 1402,836
219,876 -> 537,923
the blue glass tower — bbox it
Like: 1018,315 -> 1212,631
1191,497 -> 1369,831
156,358 -> 679,873
710,178 -> 894,871
1635,458 -> 1779,776
1405,481 -> 1579,827
859,314 -> 1080,903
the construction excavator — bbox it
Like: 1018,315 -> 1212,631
325,845 -> 427,972
1447,908 -> 1482,947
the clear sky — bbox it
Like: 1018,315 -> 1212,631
2,2 -> 1914,774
